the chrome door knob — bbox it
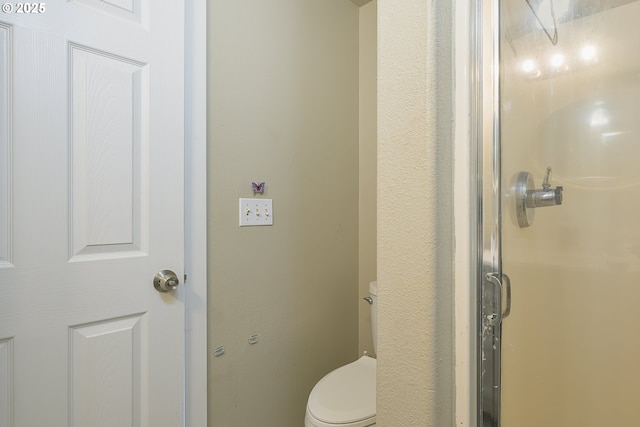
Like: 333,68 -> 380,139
154,270 -> 180,292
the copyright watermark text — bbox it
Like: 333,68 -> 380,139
2,3 -> 46,14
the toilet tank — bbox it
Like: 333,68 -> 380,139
369,281 -> 378,354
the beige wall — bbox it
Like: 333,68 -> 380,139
207,1 -> 359,426
377,1 -> 454,425
207,1 -> 458,425
358,0 -> 377,357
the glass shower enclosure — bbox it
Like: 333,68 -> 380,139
478,0 -> 640,425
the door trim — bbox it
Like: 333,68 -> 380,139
453,0 -> 476,425
184,0 -> 207,425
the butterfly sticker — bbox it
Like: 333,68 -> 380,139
251,181 -> 265,194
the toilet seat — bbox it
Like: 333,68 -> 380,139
305,355 -> 376,427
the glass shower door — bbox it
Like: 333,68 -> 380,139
496,1 -> 640,426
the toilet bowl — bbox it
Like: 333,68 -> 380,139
304,281 -> 378,427
304,355 -> 376,427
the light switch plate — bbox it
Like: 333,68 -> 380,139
239,198 -> 273,226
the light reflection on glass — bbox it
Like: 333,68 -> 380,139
517,45 -> 598,79
590,107 -> 610,127
521,59 -> 536,73
550,53 -> 565,68
581,45 -> 597,62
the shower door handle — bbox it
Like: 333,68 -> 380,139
485,272 -> 512,324
501,273 -> 512,319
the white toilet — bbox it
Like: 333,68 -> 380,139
304,281 -> 377,427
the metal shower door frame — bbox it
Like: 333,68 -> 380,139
471,0 -> 505,425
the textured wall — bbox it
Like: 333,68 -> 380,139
207,1 -> 359,426
377,0 -> 454,425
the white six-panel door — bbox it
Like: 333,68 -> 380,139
0,1 -> 185,426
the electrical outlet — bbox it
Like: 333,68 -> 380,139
239,198 -> 273,226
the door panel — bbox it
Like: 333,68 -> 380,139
0,23 -> 9,269
69,314 -> 147,427
0,337 -> 10,427
69,44 -> 147,260
0,1 -> 184,425
489,1 -> 640,426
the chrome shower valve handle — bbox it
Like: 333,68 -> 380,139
515,166 -> 564,228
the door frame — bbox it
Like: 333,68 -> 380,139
184,0 -> 207,425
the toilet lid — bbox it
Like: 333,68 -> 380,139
308,356 -> 376,424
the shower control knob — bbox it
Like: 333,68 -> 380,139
515,167 -> 564,228
554,186 -> 563,205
